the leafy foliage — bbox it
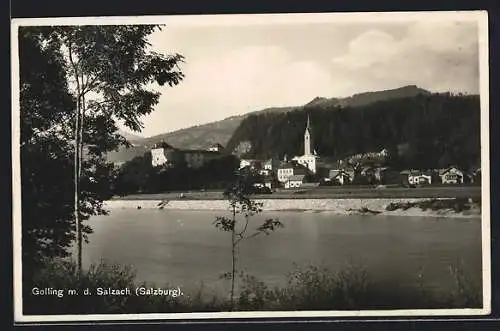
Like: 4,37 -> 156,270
213,169 -> 283,310
225,93 -> 480,170
112,153 -> 241,195
19,25 -> 184,281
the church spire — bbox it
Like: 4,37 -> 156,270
304,113 -> 313,155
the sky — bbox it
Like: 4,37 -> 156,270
124,13 -> 482,138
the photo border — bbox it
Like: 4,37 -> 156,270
11,10 -> 492,323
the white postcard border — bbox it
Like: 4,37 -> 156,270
11,11 -> 491,323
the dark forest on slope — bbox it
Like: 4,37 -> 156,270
225,93 -> 481,170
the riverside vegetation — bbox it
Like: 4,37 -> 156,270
385,197 -> 481,214
24,258 -> 481,314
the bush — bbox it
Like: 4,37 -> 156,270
386,198 -> 477,213
24,258 -> 226,314
23,259 -> 482,314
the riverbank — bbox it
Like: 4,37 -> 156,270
112,185 -> 481,201
103,198 -> 481,219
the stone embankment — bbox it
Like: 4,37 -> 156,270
104,198 -> 481,218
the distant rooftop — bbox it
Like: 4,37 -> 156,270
288,174 -> 306,181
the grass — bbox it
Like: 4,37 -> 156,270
23,258 -> 482,315
113,186 -> 481,201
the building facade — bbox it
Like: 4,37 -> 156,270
439,167 -> 464,184
277,163 -> 308,183
285,174 -> 306,189
150,141 -> 222,169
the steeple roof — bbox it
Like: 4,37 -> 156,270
306,113 -> 311,130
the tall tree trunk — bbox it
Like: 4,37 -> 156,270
78,74 -> 86,273
69,41 -> 83,275
74,97 -> 82,275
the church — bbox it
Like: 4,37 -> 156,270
291,114 -> 320,174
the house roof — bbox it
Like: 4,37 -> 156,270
209,143 -> 224,149
333,171 -> 352,178
288,174 -> 306,181
279,162 -> 295,169
301,182 -> 320,188
152,141 -> 176,150
279,161 -> 309,170
184,149 -> 221,155
439,166 -> 463,175
264,158 -> 279,165
241,158 -> 262,163
408,170 -> 433,176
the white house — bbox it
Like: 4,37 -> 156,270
263,158 -> 280,171
151,142 -> 177,167
408,171 -> 433,185
277,163 -> 308,183
285,174 -> 306,189
239,159 -> 262,170
439,167 -> 464,184
208,143 -> 224,152
151,141 -> 221,169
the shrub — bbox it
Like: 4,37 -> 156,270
23,259 -> 481,314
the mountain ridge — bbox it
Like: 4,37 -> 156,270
106,85 -> 438,164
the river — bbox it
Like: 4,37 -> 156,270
81,209 -> 482,297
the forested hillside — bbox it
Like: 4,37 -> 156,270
225,93 -> 480,170
105,85 -> 434,163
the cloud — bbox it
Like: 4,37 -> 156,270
141,44 -> 335,134
330,21 -> 479,95
127,20 -> 480,136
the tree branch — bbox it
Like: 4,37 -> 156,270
236,215 -> 250,238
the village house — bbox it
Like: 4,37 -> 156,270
150,141 -> 222,169
151,142 -> 178,167
439,167 -> 465,184
253,174 -> 275,190
239,159 -> 263,170
207,143 -> 224,152
316,158 -> 340,180
404,170 -> 433,185
263,158 -> 280,171
285,174 -> 307,189
329,168 -> 354,185
277,162 -> 309,183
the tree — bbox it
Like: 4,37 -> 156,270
19,26 -> 184,276
19,29 -> 78,284
224,94 -> 480,171
213,170 -> 283,311
114,154 -> 157,195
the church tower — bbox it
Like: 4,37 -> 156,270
304,114 -> 313,155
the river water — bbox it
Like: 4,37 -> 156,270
82,209 -> 482,297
